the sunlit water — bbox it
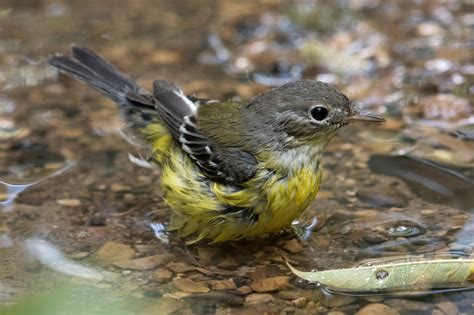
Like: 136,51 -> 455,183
1,1 -> 473,314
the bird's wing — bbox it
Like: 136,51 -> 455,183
152,81 -> 258,183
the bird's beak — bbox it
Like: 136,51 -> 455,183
344,110 -> 385,123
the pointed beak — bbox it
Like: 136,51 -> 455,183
344,111 -> 385,123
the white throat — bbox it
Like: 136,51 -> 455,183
272,144 -> 324,171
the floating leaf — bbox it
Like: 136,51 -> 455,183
288,258 -> 474,295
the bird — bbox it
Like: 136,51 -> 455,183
48,45 -> 385,243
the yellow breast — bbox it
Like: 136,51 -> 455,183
259,165 -> 323,233
148,127 -> 324,243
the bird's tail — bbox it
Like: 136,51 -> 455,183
49,45 -> 171,153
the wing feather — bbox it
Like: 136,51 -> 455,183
152,81 -> 257,183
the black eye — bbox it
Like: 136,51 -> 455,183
310,106 -> 329,121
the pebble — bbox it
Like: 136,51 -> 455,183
385,298 -> 433,312
326,295 -> 357,307
208,279 -> 237,290
249,276 -> 289,292
416,22 -> 444,36
364,296 -> 384,303
167,262 -> 197,273
292,297 -> 307,308
244,293 -> 274,306
355,303 -> 400,315
56,198 -> 81,206
153,268 -> 173,283
236,285 -> 253,295
431,310 -> 444,315
362,233 -> 388,245
96,241 -> 135,263
110,183 -> 129,192
134,244 -> 157,253
327,312 -> 346,315
435,298 -> 460,315
283,239 -> 305,254
172,278 -> 210,293
69,252 -> 90,259
113,254 -> 174,270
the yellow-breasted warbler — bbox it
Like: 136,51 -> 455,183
49,46 -> 384,243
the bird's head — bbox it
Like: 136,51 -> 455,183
245,80 -> 384,149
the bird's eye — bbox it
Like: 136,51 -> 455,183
310,106 -> 329,121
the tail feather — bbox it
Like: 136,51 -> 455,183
70,45 -> 142,96
49,45 -> 145,105
49,45 -> 165,149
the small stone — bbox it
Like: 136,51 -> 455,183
110,183 -> 129,192
292,297 -> 307,308
154,268 -> 173,283
431,310 -> 444,315
208,279 -> 237,290
355,303 -> 400,315
96,242 -> 135,263
417,22 -> 443,36
113,254 -> 173,270
385,298 -> 433,312
327,312 -> 346,315
327,295 -> 357,307
236,285 -> 252,295
420,209 -> 437,215
364,296 -> 384,303
56,198 -> 81,206
245,293 -> 274,306
69,252 -> 89,259
172,278 -> 210,293
167,262 -> 196,273
435,299 -> 459,315
249,276 -> 289,292
134,244 -> 156,253
141,297 -> 185,315
283,239 -> 305,254
362,233 -> 388,245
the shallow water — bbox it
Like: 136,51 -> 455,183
1,0 -> 473,314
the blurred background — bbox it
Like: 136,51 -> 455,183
1,1 -> 473,314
